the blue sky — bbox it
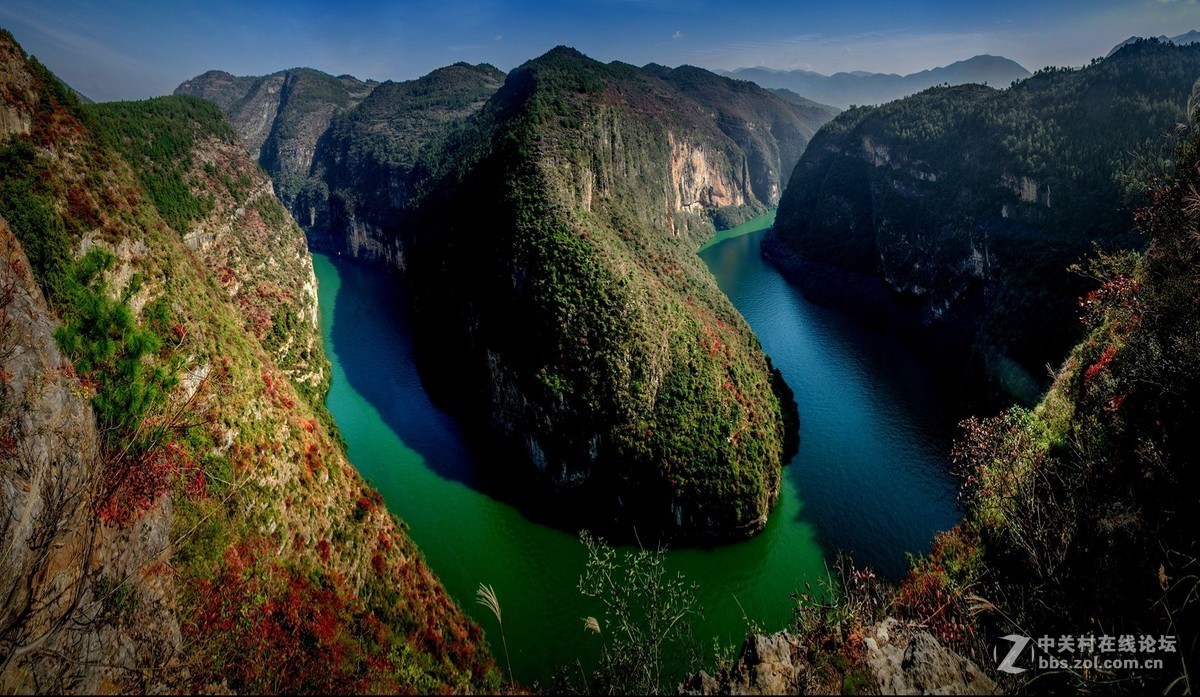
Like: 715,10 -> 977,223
3,0 -> 1198,102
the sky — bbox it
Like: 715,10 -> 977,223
2,0 -> 1199,102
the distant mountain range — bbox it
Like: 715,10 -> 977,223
721,55 -> 1031,108
1107,30 -> 1200,57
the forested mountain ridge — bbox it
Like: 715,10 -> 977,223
0,30 -> 497,693
178,56 -> 837,269
765,38 -> 1200,403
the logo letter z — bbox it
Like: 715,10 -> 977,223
996,634 -> 1031,674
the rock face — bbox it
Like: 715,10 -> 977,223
766,40 -> 1200,402
680,621 -> 998,695
866,623 -> 997,695
0,219 -> 176,694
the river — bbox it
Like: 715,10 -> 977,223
313,213 -> 959,686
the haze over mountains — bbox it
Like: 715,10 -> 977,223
722,55 -> 1032,109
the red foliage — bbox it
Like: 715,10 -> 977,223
1084,344 -> 1117,390
261,369 -> 295,409
1079,274 -> 1142,329
317,539 -> 332,562
184,538 -> 378,694
893,532 -> 977,647
66,187 -> 99,229
98,442 -> 191,526
304,440 -> 322,473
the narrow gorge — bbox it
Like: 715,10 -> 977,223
179,47 -> 840,539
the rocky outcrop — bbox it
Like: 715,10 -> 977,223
866,621 -> 996,695
0,37 -> 33,137
680,621 -> 997,695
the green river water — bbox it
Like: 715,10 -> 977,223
313,212 -> 959,686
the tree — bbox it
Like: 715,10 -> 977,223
565,531 -> 702,695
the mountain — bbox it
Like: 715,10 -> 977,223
726,55 -> 1032,109
1107,29 -> 1200,57
0,29 -> 496,693
175,67 -> 378,204
180,49 -> 837,539
765,39 -> 1200,404
397,49 -> 814,539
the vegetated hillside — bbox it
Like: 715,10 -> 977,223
728,54 -> 1032,109
896,109 -> 1200,694
765,38 -> 1200,404
175,67 -> 378,203
0,30 -> 497,693
393,47 -> 808,540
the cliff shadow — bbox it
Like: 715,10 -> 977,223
323,252 -> 661,541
